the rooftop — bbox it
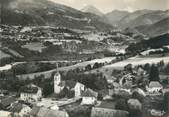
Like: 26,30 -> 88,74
96,101 -> 116,109
0,96 -> 16,107
82,88 -> 98,98
149,81 -> 163,88
9,102 -> 30,113
20,84 -> 40,94
30,106 -> 68,117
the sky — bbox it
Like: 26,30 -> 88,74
49,0 -> 169,13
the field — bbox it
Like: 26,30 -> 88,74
0,50 -> 11,59
60,57 -> 116,71
103,56 -> 169,70
88,56 -> 169,80
22,42 -> 46,52
7,48 -> 24,58
16,57 -> 116,80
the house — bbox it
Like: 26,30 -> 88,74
81,88 -> 98,105
30,106 -> 69,117
0,96 -> 16,110
74,82 -> 85,97
0,110 -> 12,117
98,89 -> 109,100
132,88 -> 146,97
148,81 -> 163,94
9,102 -> 31,116
127,99 -> 142,110
112,82 -> 121,95
0,90 -> 8,96
135,66 -> 146,76
20,84 -> 42,103
29,106 -> 41,117
119,73 -> 135,86
91,101 -> 129,117
162,85 -> 169,95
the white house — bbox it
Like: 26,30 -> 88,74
148,81 -> 163,94
0,111 -> 11,117
74,82 -> 85,97
20,84 -> 42,103
81,88 -> 98,105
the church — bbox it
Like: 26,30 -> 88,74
53,64 -> 86,97
54,71 -> 63,94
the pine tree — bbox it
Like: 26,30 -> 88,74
149,64 -> 159,81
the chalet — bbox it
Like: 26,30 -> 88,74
20,84 -> 42,103
9,102 -> 32,116
81,88 -> 98,105
148,81 -> 163,94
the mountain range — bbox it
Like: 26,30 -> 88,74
136,17 -> 169,37
0,0 -> 112,31
81,5 -> 103,16
1,0 -> 169,37
103,9 -> 169,36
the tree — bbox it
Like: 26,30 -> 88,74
163,92 -> 169,112
149,64 -> 159,81
43,41 -> 53,46
132,91 -> 144,103
42,82 -> 53,97
85,64 -> 92,71
144,63 -> 151,73
93,62 -> 100,69
124,64 -> 133,73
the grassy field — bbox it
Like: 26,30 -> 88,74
22,42 -> 46,52
0,50 -> 11,59
59,57 -> 116,71
16,57 -> 116,80
88,56 -> 169,80
103,56 -> 169,70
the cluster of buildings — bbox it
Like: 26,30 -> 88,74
0,65 -> 169,117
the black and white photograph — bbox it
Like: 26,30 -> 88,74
0,0 -> 169,117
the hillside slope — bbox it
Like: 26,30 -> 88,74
119,10 -> 169,29
136,17 -> 169,37
103,10 -> 129,26
1,0 -> 112,31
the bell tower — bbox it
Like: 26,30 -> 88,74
54,63 -> 61,94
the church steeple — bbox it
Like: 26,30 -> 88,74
54,63 -> 62,94
56,63 -> 58,72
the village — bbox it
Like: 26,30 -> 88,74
0,0 -> 169,117
0,59 -> 169,117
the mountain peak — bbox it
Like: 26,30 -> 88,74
81,5 -> 103,16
